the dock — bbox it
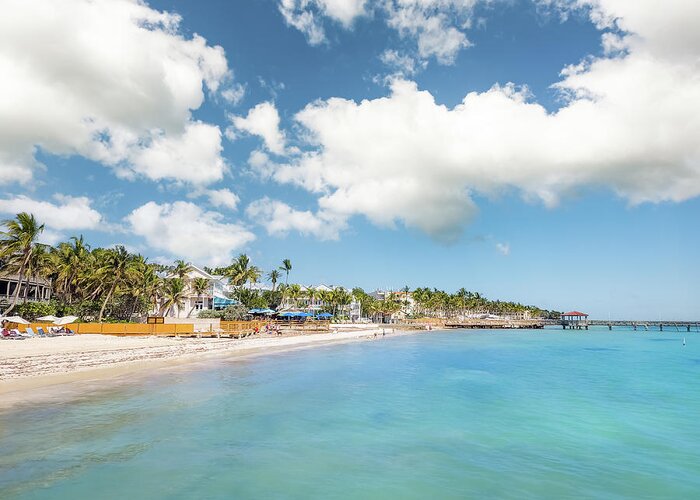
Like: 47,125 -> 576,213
444,319 -> 545,329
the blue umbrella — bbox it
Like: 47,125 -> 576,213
316,312 -> 333,318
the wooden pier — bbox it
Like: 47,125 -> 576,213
588,320 -> 700,332
444,319 -> 545,329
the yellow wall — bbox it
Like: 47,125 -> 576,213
19,322 -> 195,336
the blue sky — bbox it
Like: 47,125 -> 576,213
1,0 -> 699,319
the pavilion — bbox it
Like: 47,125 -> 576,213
561,311 -> 589,330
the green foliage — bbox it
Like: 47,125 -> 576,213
198,304 -> 247,321
14,300 -> 57,320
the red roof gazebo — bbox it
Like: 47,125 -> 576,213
561,311 -> 589,330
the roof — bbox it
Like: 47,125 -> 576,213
562,311 -> 588,317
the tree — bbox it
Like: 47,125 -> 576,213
0,213 -> 45,315
173,260 -> 192,280
159,278 -> 187,317
267,269 -> 281,291
227,254 -> 255,288
279,258 -> 292,285
188,277 -> 210,317
96,246 -> 136,322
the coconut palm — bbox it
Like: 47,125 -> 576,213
96,245 -> 136,322
284,283 -> 302,308
159,278 -> 188,317
188,277 -> 210,317
173,260 -> 192,280
279,259 -> 292,285
267,269 -> 281,291
227,254 -> 253,288
0,213 -> 45,315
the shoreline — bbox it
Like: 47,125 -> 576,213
0,326 -> 424,411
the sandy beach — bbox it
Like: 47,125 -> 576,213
0,325 -> 414,408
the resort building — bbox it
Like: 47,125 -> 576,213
161,265 -> 237,318
0,272 -> 52,310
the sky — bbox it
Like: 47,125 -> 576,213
0,0 -> 699,319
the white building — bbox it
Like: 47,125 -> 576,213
162,265 -> 237,318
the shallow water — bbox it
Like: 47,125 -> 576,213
1,329 -> 699,499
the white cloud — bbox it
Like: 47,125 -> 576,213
0,194 -> 103,231
279,0 -> 477,67
385,1 -> 474,65
229,102 -> 287,155
380,50 -> 426,76
496,242 -> 510,256
246,197 -> 347,240
0,0 -> 233,185
262,1 -> 700,240
126,201 -> 255,267
221,83 -> 247,106
279,0 -> 328,45
126,122 -> 227,185
206,188 -> 240,210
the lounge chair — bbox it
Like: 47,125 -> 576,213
20,327 -> 36,338
36,327 -> 48,337
1,329 -> 25,340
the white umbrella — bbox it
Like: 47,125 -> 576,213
37,315 -> 59,322
3,316 -> 30,325
54,316 -> 78,325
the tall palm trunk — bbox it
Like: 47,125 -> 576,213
3,255 -> 29,316
98,281 -> 117,322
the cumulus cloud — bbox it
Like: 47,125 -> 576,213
279,0 -> 477,66
206,188 -> 240,210
0,195 -> 103,231
228,102 -> 287,155
126,201 -> 255,266
246,197 -> 347,240
126,122 -> 227,184
0,0 -> 233,185
263,0 -> 700,240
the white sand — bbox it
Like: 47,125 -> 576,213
0,326 -> 412,405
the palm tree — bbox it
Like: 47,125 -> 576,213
279,259 -> 292,286
227,254 -> 252,288
188,277 -> 210,317
173,260 -> 192,280
267,269 -> 281,291
159,278 -> 187,317
284,283 -> 302,308
0,213 -> 45,315
96,245 -> 135,322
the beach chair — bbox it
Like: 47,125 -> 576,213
1,329 -> 25,340
36,327 -> 48,337
20,327 -> 36,338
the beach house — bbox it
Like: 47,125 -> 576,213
162,265 -> 237,318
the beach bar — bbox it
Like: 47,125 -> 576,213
561,311 -> 589,330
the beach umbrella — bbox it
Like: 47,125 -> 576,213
54,316 -> 78,325
37,315 -> 59,322
316,312 -> 333,318
261,309 -> 276,315
3,316 -> 30,325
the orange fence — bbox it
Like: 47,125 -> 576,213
19,322 -> 194,336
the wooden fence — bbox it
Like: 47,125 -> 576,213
16,318 -> 332,337
19,322 -> 194,336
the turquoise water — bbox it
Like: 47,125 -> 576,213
2,329 -> 700,499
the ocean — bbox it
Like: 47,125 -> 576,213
1,329 -> 699,499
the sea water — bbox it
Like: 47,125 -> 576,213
1,329 -> 699,499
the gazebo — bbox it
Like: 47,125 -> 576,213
561,311 -> 589,330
